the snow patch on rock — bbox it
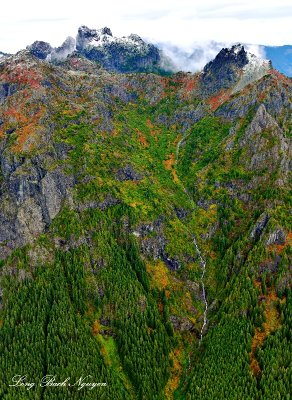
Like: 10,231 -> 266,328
232,49 -> 271,93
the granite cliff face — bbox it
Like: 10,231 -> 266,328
0,150 -> 74,258
239,104 -> 291,176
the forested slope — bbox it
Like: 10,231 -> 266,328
0,45 -> 291,399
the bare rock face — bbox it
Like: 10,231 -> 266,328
132,218 -> 182,271
200,44 -> 249,96
138,220 -> 167,260
239,104 -> 291,177
243,104 -> 278,138
27,41 -> 53,60
0,152 -> 74,259
41,170 -> 69,220
115,165 -> 142,181
169,315 -> 195,332
266,229 -> 286,246
250,213 -> 270,240
76,26 -> 104,50
0,82 -> 18,104
16,197 -> 45,241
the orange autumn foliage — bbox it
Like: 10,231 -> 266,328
135,129 -> 148,147
146,261 -> 169,290
165,347 -> 183,399
250,287 -> 281,376
1,65 -> 42,89
11,108 -> 45,153
164,154 -> 179,183
208,89 -> 231,111
92,320 -> 100,336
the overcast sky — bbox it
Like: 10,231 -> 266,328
0,0 -> 291,53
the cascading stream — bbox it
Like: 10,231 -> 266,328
176,136 -> 208,344
193,237 -> 208,342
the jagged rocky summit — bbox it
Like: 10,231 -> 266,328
75,25 -> 163,73
26,25 -> 173,73
200,44 -> 272,96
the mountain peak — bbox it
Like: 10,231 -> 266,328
231,43 -> 245,54
76,25 -> 115,50
23,25 -> 164,73
74,25 -> 162,73
100,27 -> 113,36
232,48 -> 272,93
203,43 -> 249,75
26,40 -> 53,60
76,25 -> 147,50
200,44 -> 271,96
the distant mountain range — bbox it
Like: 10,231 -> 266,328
1,26 -> 291,76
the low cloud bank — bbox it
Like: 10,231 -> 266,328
156,40 -> 267,72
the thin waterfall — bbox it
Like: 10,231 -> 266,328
175,136 -> 208,344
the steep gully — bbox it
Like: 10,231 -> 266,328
175,136 -> 208,343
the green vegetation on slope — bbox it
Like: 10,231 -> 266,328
0,55 -> 291,400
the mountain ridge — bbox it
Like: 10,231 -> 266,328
1,25 -> 291,76
2,24 -> 291,77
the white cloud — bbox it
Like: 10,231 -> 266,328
0,0 -> 291,53
157,42 -> 268,73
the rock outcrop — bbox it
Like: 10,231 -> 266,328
0,152 -> 74,259
250,213 -> 270,240
27,41 -> 53,60
115,165 -> 142,181
200,44 -> 249,96
239,104 -> 291,177
200,44 -> 271,96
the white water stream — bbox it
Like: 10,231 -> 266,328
175,136 -> 208,343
